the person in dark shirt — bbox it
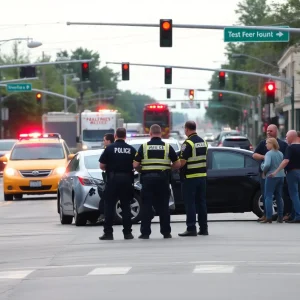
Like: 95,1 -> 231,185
269,130 -> 300,223
98,128 -> 137,240
253,124 -> 288,221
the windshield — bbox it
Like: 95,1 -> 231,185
83,129 -> 114,142
0,141 -> 16,151
10,143 -> 65,160
130,142 -> 179,152
84,153 -> 103,169
144,111 -> 168,127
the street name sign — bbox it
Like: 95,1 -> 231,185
224,26 -> 290,42
6,83 -> 32,92
208,102 -> 223,108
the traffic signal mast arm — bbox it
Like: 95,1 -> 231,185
106,62 -> 290,85
66,21 -> 300,33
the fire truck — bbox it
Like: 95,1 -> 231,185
143,104 -> 171,138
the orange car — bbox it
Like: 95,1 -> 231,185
0,133 -> 74,201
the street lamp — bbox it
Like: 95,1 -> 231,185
231,53 -> 278,69
0,38 -> 42,48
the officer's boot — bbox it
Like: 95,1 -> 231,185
198,229 -> 209,235
99,233 -> 114,240
124,233 -> 134,240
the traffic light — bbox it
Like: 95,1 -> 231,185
20,66 -> 36,78
166,88 -> 171,99
219,71 -> 225,89
164,67 -> 172,84
218,93 -> 223,102
36,92 -> 42,103
160,19 -> 172,47
265,81 -> 275,104
189,89 -> 194,100
81,62 -> 90,81
122,63 -> 130,81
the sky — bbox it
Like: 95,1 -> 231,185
0,0 -> 267,117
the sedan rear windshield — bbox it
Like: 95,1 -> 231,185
84,154 -> 103,169
10,143 -> 65,160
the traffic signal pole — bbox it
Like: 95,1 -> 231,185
0,77 -> 39,84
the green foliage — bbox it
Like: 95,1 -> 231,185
0,44 -> 155,137
205,0 -> 300,126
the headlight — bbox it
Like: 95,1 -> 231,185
5,168 -> 16,176
82,144 -> 88,150
53,167 -> 66,175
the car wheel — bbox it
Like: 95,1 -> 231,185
4,193 -> 13,201
252,190 -> 278,220
58,195 -> 73,225
73,199 -> 87,226
114,191 -> 142,225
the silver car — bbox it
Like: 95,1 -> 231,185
57,149 -> 142,226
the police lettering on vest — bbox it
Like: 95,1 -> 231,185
114,147 -> 131,154
179,133 -> 208,178
134,137 -> 179,173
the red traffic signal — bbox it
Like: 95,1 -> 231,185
218,93 -> 223,102
265,81 -> 276,104
122,62 -> 130,80
36,93 -> 42,102
219,71 -> 225,88
189,89 -> 194,100
160,19 -> 172,47
164,67 -> 172,84
81,62 -> 90,81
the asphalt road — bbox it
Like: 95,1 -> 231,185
0,179 -> 300,300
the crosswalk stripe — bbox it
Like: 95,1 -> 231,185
0,270 -> 34,279
87,267 -> 132,276
193,265 -> 235,274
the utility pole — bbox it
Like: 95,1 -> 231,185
41,51 -> 47,111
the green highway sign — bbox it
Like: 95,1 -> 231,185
6,83 -> 32,92
224,26 -> 290,43
208,102 -> 223,108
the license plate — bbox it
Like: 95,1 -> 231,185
30,181 -> 42,187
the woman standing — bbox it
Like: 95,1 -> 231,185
261,138 -> 285,223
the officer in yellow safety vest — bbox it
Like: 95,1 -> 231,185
133,124 -> 181,239
178,121 -> 209,237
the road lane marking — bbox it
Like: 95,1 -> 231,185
0,270 -> 34,279
193,265 -> 235,274
88,267 -> 132,275
0,202 -> 12,207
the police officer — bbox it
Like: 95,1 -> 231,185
133,124 -> 181,239
97,133 -> 115,224
99,128 -> 136,240
178,121 -> 209,237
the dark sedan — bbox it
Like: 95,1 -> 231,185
170,147 -> 288,219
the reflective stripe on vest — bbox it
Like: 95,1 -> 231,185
185,139 -> 207,178
141,143 -> 171,171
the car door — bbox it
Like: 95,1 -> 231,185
207,149 -> 260,211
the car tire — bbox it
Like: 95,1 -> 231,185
4,193 -> 13,201
252,190 -> 278,220
73,199 -> 87,226
57,194 -> 73,225
114,191 -> 142,225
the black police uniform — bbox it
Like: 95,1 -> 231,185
179,133 -> 208,236
134,137 -> 179,238
99,139 -> 136,239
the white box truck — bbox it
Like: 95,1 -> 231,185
81,110 -> 123,149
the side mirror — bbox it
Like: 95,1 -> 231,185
68,154 -> 75,160
0,156 -> 7,163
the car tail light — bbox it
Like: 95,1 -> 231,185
78,176 -> 102,186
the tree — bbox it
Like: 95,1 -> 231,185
205,0 -> 300,126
